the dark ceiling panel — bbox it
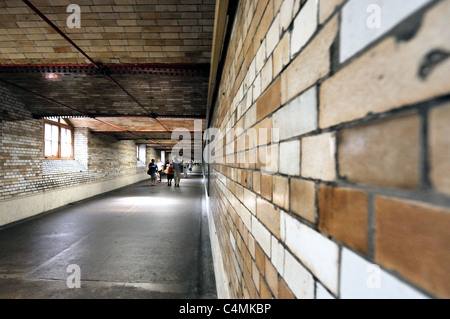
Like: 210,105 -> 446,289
0,64 -> 210,77
0,71 -> 208,118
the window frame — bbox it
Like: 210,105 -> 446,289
43,119 -> 74,160
136,144 -> 146,163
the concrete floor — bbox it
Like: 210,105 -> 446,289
0,174 -> 217,299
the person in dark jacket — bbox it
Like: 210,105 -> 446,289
148,159 -> 158,186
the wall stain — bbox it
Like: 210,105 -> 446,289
418,49 -> 450,80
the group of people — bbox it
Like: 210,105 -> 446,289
148,157 -> 193,187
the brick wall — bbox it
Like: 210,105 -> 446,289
146,145 -> 160,165
0,84 -> 42,200
0,83 -> 150,203
74,127 -> 89,169
207,0 -> 450,299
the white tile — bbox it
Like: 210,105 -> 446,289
252,74 -> 261,103
237,202 -> 252,231
301,132 -> 336,181
245,86 -> 253,112
280,211 -> 287,242
243,188 -> 256,213
248,235 -> 255,258
226,129 -> 235,156
291,0 -> 319,57
283,213 -> 339,294
273,85 -> 318,140
248,58 -> 256,87
340,0 -> 432,62
261,56 -> 273,92
279,0 -> 295,33
244,104 -> 257,130
259,143 -> 279,173
316,282 -> 336,299
230,231 -> 236,251
340,248 -> 430,299
252,215 -> 272,257
279,140 -> 301,176
283,250 -> 315,299
266,14 -> 280,56
271,236 -> 285,276
293,0 -> 301,15
256,39 -> 266,73
237,82 -> 244,104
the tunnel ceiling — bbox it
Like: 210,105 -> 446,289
0,0 -> 215,150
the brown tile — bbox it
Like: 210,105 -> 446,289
265,256 -> 279,299
255,243 -> 266,276
319,1 -> 450,128
273,29 -> 289,78
290,178 -> 316,223
242,264 -> 258,299
241,244 -> 252,273
429,103 -> 450,195
259,277 -> 273,299
257,197 -> 281,239
272,175 -> 289,210
245,170 -> 253,189
254,117 -> 273,147
319,0 -> 345,23
278,277 -> 295,299
261,173 -> 273,201
253,0 -> 274,52
338,113 -> 420,190
256,77 -> 281,121
375,196 -> 450,298
281,16 -> 338,105
253,171 -> 261,194
318,185 -> 369,254
241,170 -> 248,187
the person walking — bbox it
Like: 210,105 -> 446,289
156,158 -> 163,183
173,157 -> 183,187
165,160 -> 174,187
183,160 -> 188,179
148,159 -> 158,186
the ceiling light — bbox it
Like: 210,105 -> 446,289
45,73 -> 59,80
